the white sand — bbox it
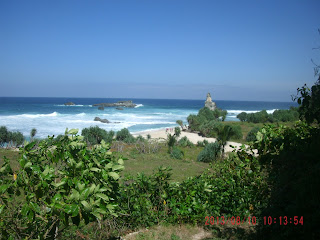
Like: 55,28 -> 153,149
132,128 -> 249,153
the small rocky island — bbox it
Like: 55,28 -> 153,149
93,100 -> 136,108
64,102 -> 76,106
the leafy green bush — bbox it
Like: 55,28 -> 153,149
170,147 -> 184,159
196,139 -> 208,147
174,127 -> 181,137
0,126 -> 8,147
81,126 -> 114,146
0,129 -> 124,239
237,112 -> 248,122
187,107 -> 228,133
0,126 -> 24,148
237,108 -> 299,123
197,142 -> 221,162
246,127 -> 261,142
178,136 -> 194,147
119,150 -> 267,228
254,122 -> 320,239
116,128 -> 135,143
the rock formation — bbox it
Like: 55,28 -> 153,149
93,100 -> 136,108
94,117 -> 110,123
116,107 -> 124,110
64,102 -> 75,106
205,93 -> 217,111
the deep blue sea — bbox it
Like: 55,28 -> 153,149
0,97 -> 298,139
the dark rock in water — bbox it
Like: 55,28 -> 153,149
98,106 -> 104,110
93,100 -> 137,108
64,102 -> 76,106
116,107 -> 124,110
94,117 -> 110,123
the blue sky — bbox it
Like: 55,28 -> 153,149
0,0 -> 319,101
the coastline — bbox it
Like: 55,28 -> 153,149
132,128 -> 247,153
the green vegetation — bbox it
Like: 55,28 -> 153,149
245,126 -> 261,142
187,107 -> 227,132
0,126 -> 24,148
30,128 -> 37,141
116,128 -> 135,143
197,142 -> 221,163
236,107 -> 299,123
0,129 -> 123,239
1,74 -> 319,239
81,126 -> 114,146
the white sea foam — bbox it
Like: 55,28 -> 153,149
54,104 -> 92,107
16,112 -> 59,118
134,104 -> 144,108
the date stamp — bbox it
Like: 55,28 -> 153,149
205,216 -> 257,226
205,216 -> 304,226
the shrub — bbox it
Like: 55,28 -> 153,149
0,129 -> 124,239
178,136 -> 194,147
197,139 -> 208,147
0,126 -> 8,147
174,127 -> 181,137
197,142 -> 221,162
246,127 -> 261,142
116,128 -> 135,143
82,126 -> 114,146
237,112 -> 247,122
136,135 -> 145,142
170,147 -> 184,159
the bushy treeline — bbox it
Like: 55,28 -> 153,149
186,107 -> 242,148
81,126 -> 137,146
237,107 -> 299,123
0,126 -> 24,148
187,107 -> 227,132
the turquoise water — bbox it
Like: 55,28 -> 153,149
0,97 -> 298,139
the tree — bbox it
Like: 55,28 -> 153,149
0,126 -> 8,147
237,112 -> 247,122
214,124 -> 242,156
176,120 -> 183,128
174,127 -> 181,137
30,128 -> 37,141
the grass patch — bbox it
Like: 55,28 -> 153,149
222,121 -> 296,144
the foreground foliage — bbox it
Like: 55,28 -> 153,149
0,129 -> 124,239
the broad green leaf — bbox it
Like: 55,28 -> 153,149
91,210 -> 102,220
90,167 -> 101,172
95,207 -> 107,215
104,163 -> 113,169
76,161 -> 84,169
118,158 -> 124,165
95,193 -> 109,202
52,180 -> 66,188
69,189 -> 80,201
89,184 -> 96,195
77,183 -> 85,191
108,172 -> 119,180
81,200 -> 91,212
30,202 -> 40,213
64,204 -> 79,217
68,129 -> 79,135
112,165 -> 124,171
24,162 -> 32,169
0,184 -> 9,194
80,188 -> 91,200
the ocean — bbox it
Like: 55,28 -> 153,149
0,97 -> 298,139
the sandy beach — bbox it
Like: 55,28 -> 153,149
132,128 -> 248,153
